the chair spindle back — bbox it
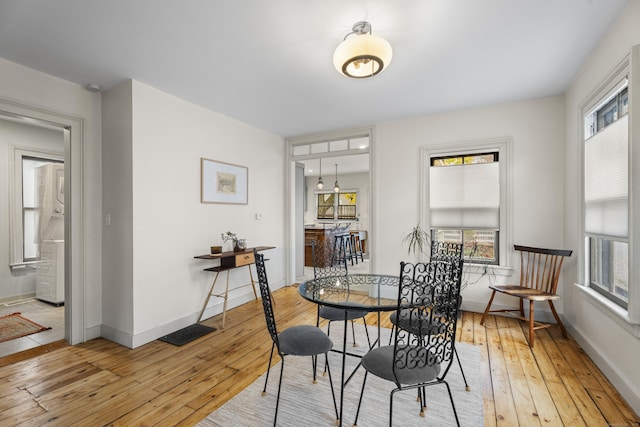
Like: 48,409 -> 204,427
515,245 -> 573,294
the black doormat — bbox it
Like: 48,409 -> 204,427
158,324 -> 216,346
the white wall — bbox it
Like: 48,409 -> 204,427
102,80 -> 285,348
101,80 -> 134,340
0,119 -> 63,300
374,96 -> 567,314
0,58 -> 103,341
563,1 -> 640,414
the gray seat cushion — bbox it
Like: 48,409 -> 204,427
278,325 -> 333,356
319,305 -> 369,321
361,345 -> 441,385
389,310 -> 448,337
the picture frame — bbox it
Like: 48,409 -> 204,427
201,158 -> 248,204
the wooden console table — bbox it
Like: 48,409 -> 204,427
194,246 -> 274,328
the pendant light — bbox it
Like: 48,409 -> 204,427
316,158 -> 324,189
333,163 -> 340,193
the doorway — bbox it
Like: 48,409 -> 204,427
0,98 -> 87,352
0,116 -> 66,357
286,127 -> 374,285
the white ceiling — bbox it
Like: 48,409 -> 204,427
0,0 -> 629,141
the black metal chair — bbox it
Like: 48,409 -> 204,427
353,260 -> 462,426
312,240 -> 371,350
389,241 -> 470,391
254,250 -> 338,426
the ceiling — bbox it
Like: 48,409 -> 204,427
0,0 -> 629,141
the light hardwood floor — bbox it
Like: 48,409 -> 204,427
0,285 -> 638,426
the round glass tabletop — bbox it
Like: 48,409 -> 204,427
298,274 -> 401,312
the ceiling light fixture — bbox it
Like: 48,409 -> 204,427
317,158 -> 324,189
85,83 -> 102,92
333,21 -> 392,78
333,163 -> 340,193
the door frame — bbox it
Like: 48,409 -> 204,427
0,98 -> 86,345
284,126 -> 375,285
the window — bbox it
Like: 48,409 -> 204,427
429,152 -> 500,264
583,79 -> 629,308
317,193 -> 335,219
10,147 -> 63,267
337,192 -> 357,219
316,191 -> 357,220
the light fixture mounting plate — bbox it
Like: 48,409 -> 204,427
352,21 -> 371,35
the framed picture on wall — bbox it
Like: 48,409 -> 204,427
201,158 -> 248,204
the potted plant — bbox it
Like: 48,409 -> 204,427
402,224 -> 431,260
221,231 -> 246,252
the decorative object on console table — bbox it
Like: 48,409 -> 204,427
201,158 -> 248,204
221,231 -> 247,252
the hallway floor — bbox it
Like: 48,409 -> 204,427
0,298 -> 64,357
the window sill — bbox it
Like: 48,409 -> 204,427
464,263 -> 513,276
573,283 -> 640,337
9,261 -> 40,271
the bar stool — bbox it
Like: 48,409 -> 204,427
332,233 -> 354,266
350,233 -> 364,264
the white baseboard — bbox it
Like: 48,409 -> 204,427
564,321 -> 640,416
100,324 -> 134,348
99,278 -> 283,349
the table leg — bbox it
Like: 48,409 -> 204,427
338,311 -> 348,426
248,265 -> 258,300
221,271 -> 230,329
198,271 -> 220,322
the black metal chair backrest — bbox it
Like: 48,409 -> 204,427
311,239 -> 348,279
431,241 -> 463,261
254,250 -> 280,353
394,260 -> 462,384
430,241 -> 464,298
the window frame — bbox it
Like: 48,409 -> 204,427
430,228 -> 500,265
421,138 -> 511,268
429,151 -> 500,265
577,50 -> 640,328
315,190 -> 358,221
9,146 -> 63,268
588,236 -> 628,308
580,57 -> 630,310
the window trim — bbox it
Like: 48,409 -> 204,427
420,137 -> 512,267
578,50 -> 639,325
9,146 -> 63,269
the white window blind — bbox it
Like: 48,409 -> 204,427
584,114 -> 628,238
430,162 -> 500,229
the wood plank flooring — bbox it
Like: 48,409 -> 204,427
0,285 -> 638,426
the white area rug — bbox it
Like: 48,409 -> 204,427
199,325 -> 483,426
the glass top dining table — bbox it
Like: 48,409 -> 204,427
297,273 -> 401,312
298,273 -> 402,426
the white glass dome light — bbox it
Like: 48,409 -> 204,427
333,21 -> 393,78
